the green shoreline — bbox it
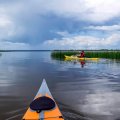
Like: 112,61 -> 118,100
51,50 -> 120,59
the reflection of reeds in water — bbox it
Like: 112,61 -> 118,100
51,50 -> 120,59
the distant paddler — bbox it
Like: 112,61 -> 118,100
64,51 -> 99,61
77,50 -> 85,58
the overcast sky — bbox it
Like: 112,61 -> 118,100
0,0 -> 120,50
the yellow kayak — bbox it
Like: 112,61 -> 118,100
65,55 -> 99,61
22,79 -> 64,120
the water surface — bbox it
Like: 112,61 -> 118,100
0,52 -> 120,120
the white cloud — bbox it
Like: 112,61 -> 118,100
36,0 -> 120,23
44,33 -> 120,49
0,6 -> 25,41
3,0 -> 119,23
0,15 -> 15,39
56,31 -> 70,37
86,25 -> 120,31
84,0 -> 120,22
0,16 -> 11,27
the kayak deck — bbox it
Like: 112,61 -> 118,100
65,55 -> 99,61
22,79 -> 64,120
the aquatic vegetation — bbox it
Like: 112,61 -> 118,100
51,50 -> 120,59
85,51 -> 120,59
51,51 -> 79,60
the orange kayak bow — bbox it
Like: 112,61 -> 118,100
22,79 -> 64,120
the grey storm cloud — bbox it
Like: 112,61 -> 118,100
0,0 -> 120,49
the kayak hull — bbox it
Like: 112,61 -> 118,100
22,79 -> 64,120
64,55 -> 99,61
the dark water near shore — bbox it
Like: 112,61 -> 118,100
0,52 -> 120,120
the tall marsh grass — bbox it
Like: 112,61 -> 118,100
51,50 -> 120,59
51,51 -> 79,59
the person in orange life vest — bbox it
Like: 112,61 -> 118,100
80,50 -> 85,58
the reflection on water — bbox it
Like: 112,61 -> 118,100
67,60 -> 86,68
0,52 -> 120,120
0,53 -> 2,59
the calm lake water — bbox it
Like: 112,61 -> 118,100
0,52 -> 120,120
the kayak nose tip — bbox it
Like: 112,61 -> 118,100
43,78 -> 46,82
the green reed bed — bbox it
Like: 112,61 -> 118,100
51,50 -> 120,59
51,51 -> 79,60
85,51 -> 120,59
